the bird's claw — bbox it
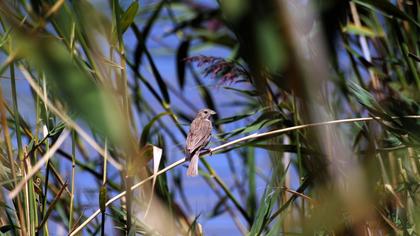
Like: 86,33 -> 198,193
201,148 -> 213,156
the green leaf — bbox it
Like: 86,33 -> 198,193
176,40 -> 190,90
133,1 -> 164,69
348,82 -> 387,116
342,23 -> 383,37
248,186 -> 280,235
349,82 -> 405,133
215,111 -> 257,125
220,118 -> 281,139
219,0 -> 248,19
220,111 -> 283,139
198,82 -> 217,115
354,0 -> 420,28
48,122 -> 66,137
140,112 -> 170,146
246,147 -> 256,220
208,195 -> 228,217
144,48 -> 171,105
192,31 -> 237,48
249,143 -> 323,156
120,2 -> 139,33
224,87 -> 259,97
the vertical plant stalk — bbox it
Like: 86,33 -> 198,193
292,95 -> 305,225
125,176 -> 133,235
281,136 -> 291,232
117,18 -> 131,128
246,146 -> 256,220
401,44 -> 420,87
10,62 -> 29,235
408,148 -> 419,178
26,156 -> 38,236
0,79 -> 24,234
41,140 -> 50,236
41,74 -> 50,236
111,1 -> 135,233
101,140 -> 108,236
387,152 -> 397,187
69,130 -> 76,231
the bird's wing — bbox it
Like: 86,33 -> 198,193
186,118 -> 212,153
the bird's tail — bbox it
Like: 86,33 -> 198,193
187,153 -> 199,176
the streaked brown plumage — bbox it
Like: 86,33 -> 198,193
185,108 -> 216,176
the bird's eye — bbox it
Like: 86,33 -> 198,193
204,111 -> 208,113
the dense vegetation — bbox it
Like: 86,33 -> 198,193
0,0 -> 419,235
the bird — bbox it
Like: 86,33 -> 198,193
185,108 -> 216,176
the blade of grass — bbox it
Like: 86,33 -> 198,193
9,62 -> 28,234
68,130 -> 76,231
246,147 -> 256,220
176,40 -> 190,90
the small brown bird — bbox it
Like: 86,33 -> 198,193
185,108 -> 216,176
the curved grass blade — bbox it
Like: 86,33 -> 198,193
120,2 -> 139,34
144,48 -> 171,105
133,1 -> 165,69
176,40 -> 190,90
140,112 -> 170,146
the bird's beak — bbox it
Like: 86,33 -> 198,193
210,110 -> 216,115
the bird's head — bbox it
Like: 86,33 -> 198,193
197,108 -> 216,119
